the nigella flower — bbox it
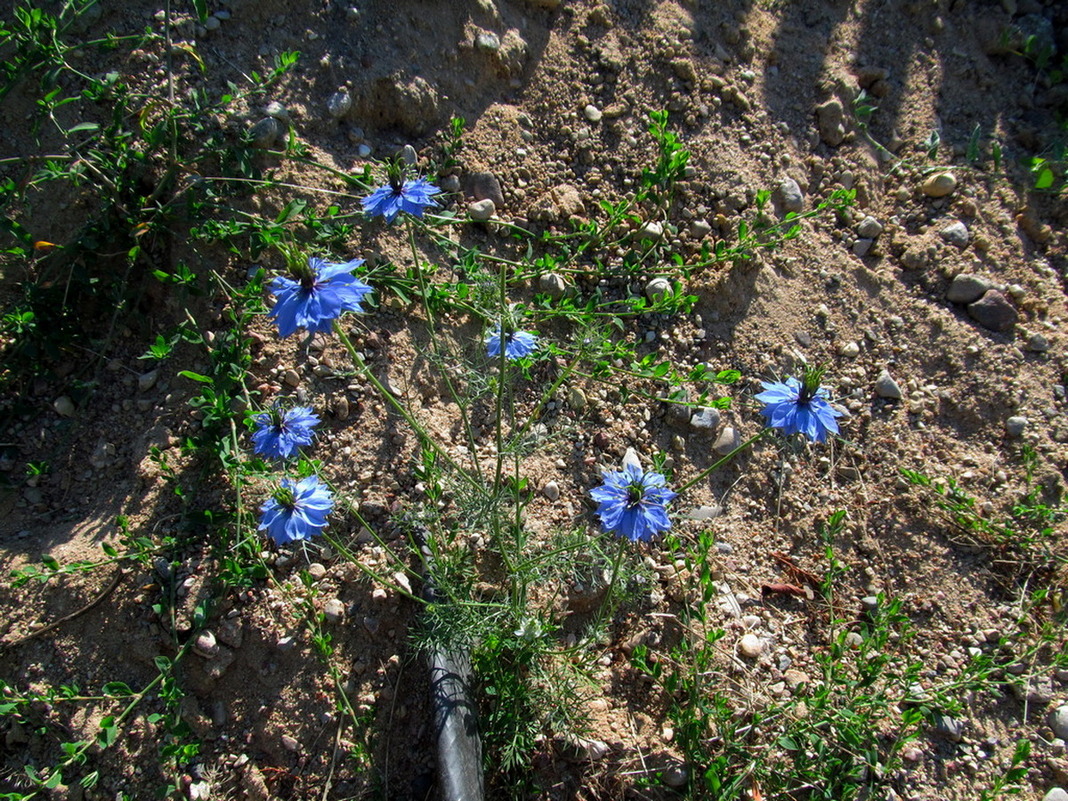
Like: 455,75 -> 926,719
251,405 -> 320,459
267,256 -> 372,338
487,327 -> 538,360
362,156 -> 442,223
589,463 -> 678,542
259,475 -> 334,545
755,366 -> 843,443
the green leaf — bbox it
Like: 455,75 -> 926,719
178,370 -> 212,383
66,121 -> 100,135
1035,167 -> 1055,190
192,0 -> 208,21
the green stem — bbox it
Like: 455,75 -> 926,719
334,326 -> 480,491
677,428 -> 770,495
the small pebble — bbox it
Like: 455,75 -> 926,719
323,598 -> 345,623
306,563 -> 327,580
542,481 -> 560,501
738,633 -> 763,658
468,198 -> 496,221
921,171 -> 957,197
645,276 -> 673,302
1048,706 -> 1068,741
713,426 -> 740,455
1005,416 -> 1028,438
874,369 -> 902,399
583,104 -> 602,123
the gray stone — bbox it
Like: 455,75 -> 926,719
856,216 -> 884,238
475,30 -> 500,51
666,389 -> 692,426
306,562 -> 327,580
542,481 -> 560,501
777,177 -> 804,214
468,198 -> 496,221
323,598 -> 345,623
662,764 -> 689,789
265,101 -> 288,119
326,89 -> 352,119
852,238 -> 873,257
739,633 -> 763,658
249,117 -> 284,149
622,447 -> 642,472
636,221 -> 664,241
967,290 -> 1018,332
815,98 -> 846,146
203,15 -> 221,31
686,505 -> 722,521
689,219 -> 712,239
874,369 -> 902,399
1043,789 -> 1068,801
946,274 -> 991,304
194,630 -> 219,659
567,386 -> 587,411
713,426 -> 740,455
921,172 -> 957,197
1011,675 -> 1053,704
933,713 -> 965,742
537,272 -> 568,300
1006,416 -> 1028,438
645,276 -> 673,302
464,172 -> 505,209
939,220 -> 970,247
689,407 -> 721,431
399,144 -> 418,166
1027,332 -> 1050,352
1048,705 -> 1068,740
138,370 -> 158,391
583,104 -> 602,123
53,396 -> 75,417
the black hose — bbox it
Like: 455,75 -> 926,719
412,525 -> 485,801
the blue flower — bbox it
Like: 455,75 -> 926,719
267,256 -> 372,338
487,327 -> 538,360
251,405 -> 320,459
259,475 -> 334,545
590,463 -> 678,542
755,369 -> 843,443
362,177 -> 441,223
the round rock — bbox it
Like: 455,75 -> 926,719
777,177 -> 804,214
738,633 -> 763,658
542,481 -> 560,502
468,198 -> 496,221
967,290 -> 1018,332
689,406 -> 721,431
323,598 -> 346,623
645,277 -> 673,302
537,272 -> 568,300
583,104 -> 603,123
939,220 -> 970,248
946,274 -> 991,304
856,216 -> 884,238
921,171 -> 957,197
1005,416 -> 1028,438
1044,790 -> 1068,801
1049,705 -> 1068,740
713,426 -> 740,456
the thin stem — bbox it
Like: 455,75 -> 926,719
589,536 -> 629,642
405,219 -> 483,483
334,326 -> 480,491
677,428 -> 770,495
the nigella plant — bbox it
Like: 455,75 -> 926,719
755,366 -> 843,443
267,256 -> 372,338
251,405 -> 320,460
590,463 -> 678,542
259,475 -> 334,545
486,326 -> 538,360
362,157 -> 441,223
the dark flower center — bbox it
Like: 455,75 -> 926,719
626,483 -> 645,507
798,365 -> 827,405
385,156 -> 406,193
273,485 -> 297,510
290,260 -> 317,291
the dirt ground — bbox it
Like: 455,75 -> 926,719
2,0 -> 1068,799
